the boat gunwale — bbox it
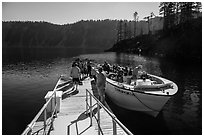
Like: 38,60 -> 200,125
106,76 -> 177,97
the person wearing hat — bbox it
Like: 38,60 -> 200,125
132,65 -> 143,79
96,67 -> 106,104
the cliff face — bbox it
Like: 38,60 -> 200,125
2,17 -> 164,51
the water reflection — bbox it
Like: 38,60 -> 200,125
80,52 -> 202,135
2,47 -> 101,65
2,50 -> 201,135
106,96 -> 171,134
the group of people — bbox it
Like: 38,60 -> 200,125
70,58 -> 106,103
70,58 -> 92,80
70,58 -> 93,89
70,59 -> 147,104
105,63 -> 147,83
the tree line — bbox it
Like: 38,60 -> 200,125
159,2 -> 202,31
109,2 -> 202,62
2,18 -> 163,50
2,20 -> 118,50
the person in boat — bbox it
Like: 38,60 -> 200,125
140,71 -> 149,81
117,69 -> 124,83
132,65 -> 143,79
96,67 -> 106,104
113,64 -> 118,73
70,62 -> 81,91
103,61 -> 110,74
123,66 -> 128,76
128,67 -> 133,76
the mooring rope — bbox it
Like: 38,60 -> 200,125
130,90 -> 160,112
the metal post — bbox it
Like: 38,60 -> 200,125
86,90 -> 88,114
54,91 -> 57,118
90,93 -> 93,126
26,124 -> 32,135
97,102 -> 100,135
27,129 -> 32,135
67,125 -> 70,135
51,95 -> 53,114
50,114 -> 54,131
44,108 -> 47,135
113,119 -> 117,135
50,121 -> 53,133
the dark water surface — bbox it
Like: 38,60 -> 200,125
2,48 -> 202,135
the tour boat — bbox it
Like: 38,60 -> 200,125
105,73 -> 178,117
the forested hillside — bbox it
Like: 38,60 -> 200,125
2,18 -> 163,51
2,20 -> 117,51
107,2 -> 202,63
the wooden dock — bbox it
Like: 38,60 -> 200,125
48,78 -> 127,135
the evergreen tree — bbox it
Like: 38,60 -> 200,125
193,2 -> 202,18
116,20 -> 123,42
133,12 -> 138,37
179,2 -> 195,23
159,2 -> 168,31
159,2 -> 177,30
127,21 -> 132,39
124,22 -> 127,39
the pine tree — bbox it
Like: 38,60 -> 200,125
193,2 -> 202,18
116,20 -> 123,42
128,21 -> 132,39
133,12 -> 138,37
124,22 -> 128,40
159,2 -> 177,30
180,2 -> 195,23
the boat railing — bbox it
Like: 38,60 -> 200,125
22,77 -> 62,135
67,89 -> 133,135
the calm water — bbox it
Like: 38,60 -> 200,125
2,48 -> 202,135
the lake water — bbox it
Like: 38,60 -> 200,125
2,48 -> 202,135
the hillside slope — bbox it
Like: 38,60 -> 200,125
2,20 -> 118,51
108,17 -> 202,63
2,17 -> 163,51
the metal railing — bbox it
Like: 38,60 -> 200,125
22,76 -> 62,135
67,89 -> 133,135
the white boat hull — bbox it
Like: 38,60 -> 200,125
105,75 -> 178,117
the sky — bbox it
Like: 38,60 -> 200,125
2,2 -> 160,25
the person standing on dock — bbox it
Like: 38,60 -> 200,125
70,62 -> 81,91
96,67 -> 106,104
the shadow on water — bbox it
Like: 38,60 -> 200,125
105,96 -> 170,135
2,47 -> 101,65
81,52 -> 202,135
158,59 -> 202,135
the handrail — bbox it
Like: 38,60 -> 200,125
22,76 -> 62,135
85,89 -> 133,135
31,105 -> 57,135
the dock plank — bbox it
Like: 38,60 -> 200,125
48,78 -> 127,135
